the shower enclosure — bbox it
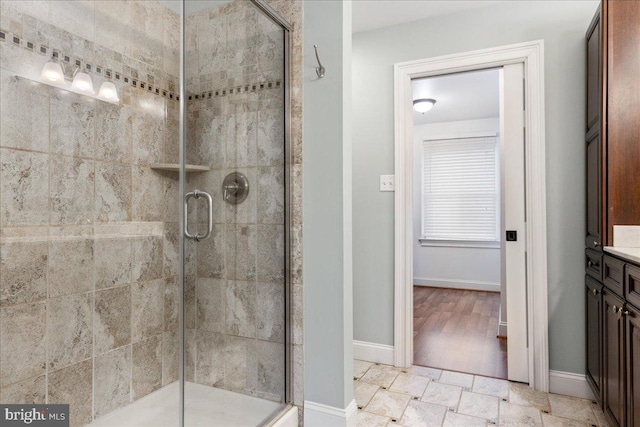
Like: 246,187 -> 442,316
0,0 -> 292,426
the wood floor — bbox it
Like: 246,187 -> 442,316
413,286 -> 508,379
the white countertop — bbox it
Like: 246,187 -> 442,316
604,246 -> 640,264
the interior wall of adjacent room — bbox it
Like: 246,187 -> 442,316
352,0 -> 599,375
412,118 -> 501,291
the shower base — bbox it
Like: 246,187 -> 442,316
87,381 -> 283,427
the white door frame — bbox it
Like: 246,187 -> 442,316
393,40 -> 549,391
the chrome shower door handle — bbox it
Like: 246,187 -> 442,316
184,189 -> 213,242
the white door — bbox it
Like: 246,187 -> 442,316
500,63 -> 529,383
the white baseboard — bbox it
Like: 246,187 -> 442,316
549,370 -> 595,400
270,406 -> 298,427
353,340 -> 394,365
346,400 -> 357,427
498,307 -> 507,337
304,399 -> 357,427
413,277 -> 500,292
498,321 -> 507,337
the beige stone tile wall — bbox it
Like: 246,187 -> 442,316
0,1 -> 181,426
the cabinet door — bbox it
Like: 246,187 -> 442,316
604,289 -> 625,426
586,133 -> 602,249
586,276 -> 603,405
627,304 -> 640,427
586,10 -> 600,132
607,0 -> 640,241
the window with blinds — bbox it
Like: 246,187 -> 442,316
421,135 -> 499,242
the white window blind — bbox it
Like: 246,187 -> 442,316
421,135 -> 499,242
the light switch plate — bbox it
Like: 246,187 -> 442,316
380,175 -> 395,192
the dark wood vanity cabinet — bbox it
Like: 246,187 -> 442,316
603,288 -> 626,427
627,304 -> 640,427
586,3 -> 640,424
625,265 -> 640,310
586,132 -> 602,249
586,13 -> 603,251
604,255 -> 625,296
586,276 -> 603,403
586,10 -> 600,133
586,9 -> 603,250
586,249 -> 603,281
586,0 -> 640,250
589,253 -> 640,427
606,1 -> 640,238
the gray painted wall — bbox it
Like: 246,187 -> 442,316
304,0 -> 353,410
353,1 -> 599,374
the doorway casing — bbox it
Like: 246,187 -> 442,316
393,40 -> 549,391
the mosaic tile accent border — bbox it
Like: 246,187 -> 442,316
186,80 -> 282,101
1,25 -> 283,104
0,26 -> 181,101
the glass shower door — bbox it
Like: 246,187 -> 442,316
181,1 -> 290,425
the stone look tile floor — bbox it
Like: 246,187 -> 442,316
354,360 -> 610,427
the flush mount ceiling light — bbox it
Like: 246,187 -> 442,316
413,98 -> 436,114
40,58 -> 65,84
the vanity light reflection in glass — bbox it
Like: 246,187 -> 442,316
40,58 -> 65,84
98,81 -> 119,102
71,70 -> 95,95
38,58 -> 119,103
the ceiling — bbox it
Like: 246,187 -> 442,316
353,0 -> 502,34
412,68 -> 500,125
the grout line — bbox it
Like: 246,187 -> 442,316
91,283 -> 96,421
129,267 -> 134,405
90,68 -> 97,420
43,69 -> 52,404
0,146 -> 167,176
193,274 -> 199,384
44,239 -> 50,405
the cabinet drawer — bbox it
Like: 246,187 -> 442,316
586,249 -> 603,281
625,264 -> 640,310
603,255 -> 625,298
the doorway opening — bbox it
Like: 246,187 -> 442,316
411,69 -> 507,379
393,41 -> 549,390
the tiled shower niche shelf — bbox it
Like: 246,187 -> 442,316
20,76 -> 120,104
150,163 -> 210,173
